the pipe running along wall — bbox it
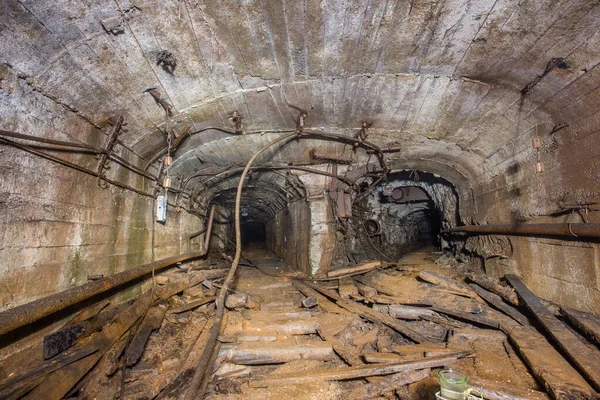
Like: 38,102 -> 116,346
443,223 -> 600,239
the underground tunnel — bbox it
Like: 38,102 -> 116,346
1,0 -> 600,399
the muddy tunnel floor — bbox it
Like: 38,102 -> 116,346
4,248 -> 591,399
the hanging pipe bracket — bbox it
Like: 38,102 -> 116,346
97,116 -> 125,188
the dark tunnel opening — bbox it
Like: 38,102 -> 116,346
240,220 -> 267,245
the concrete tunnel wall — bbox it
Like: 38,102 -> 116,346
1,0 -> 600,352
0,64 -> 204,314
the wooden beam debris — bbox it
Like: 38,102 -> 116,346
418,270 -> 480,300
219,341 -> 335,365
326,261 -> 381,278
467,273 -> 519,306
167,297 -> 216,314
42,301 -> 118,359
469,283 -> 530,326
292,280 -> 349,315
506,275 -> 600,392
431,306 -> 500,329
249,351 -> 471,387
343,368 -> 431,400
124,305 -> 167,367
468,378 -> 550,400
22,291 -> 154,400
502,323 -> 596,399
0,251 -> 209,336
302,281 -> 429,343
561,306 -> 600,347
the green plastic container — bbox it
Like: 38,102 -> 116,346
438,369 -> 468,400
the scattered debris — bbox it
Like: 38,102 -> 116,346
2,249 -> 595,399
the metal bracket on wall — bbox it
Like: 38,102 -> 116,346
97,116 -> 125,189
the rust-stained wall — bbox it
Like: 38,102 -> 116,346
470,146 -> 600,314
0,65 -> 203,314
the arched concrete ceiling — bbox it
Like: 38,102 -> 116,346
2,0 -> 599,203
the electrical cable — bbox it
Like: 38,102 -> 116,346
184,132 -> 297,400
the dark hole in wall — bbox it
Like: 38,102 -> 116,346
240,221 -> 266,245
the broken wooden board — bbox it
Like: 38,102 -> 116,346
153,320 -> 213,399
292,280 -> 349,315
42,300 -> 125,360
418,270 -> 480,300
354,271 -> 482,313
249,351 -> 471,387
374,304 -> 436,320
468,377 -> 550,400
0,347 -> 98,399
561,306 -> 600,347
390,343 -> 459,358
22,291 -> 153,400
303,281 -> 429,343
467,272 -> 519,306
469,283 -> 530,326
167,296 -> 216,314
506,274 -> 600,392
124,305 -> 167,366
154,268 -> 228,300
431,306 -> 500,329
342,368 -> 430,400
219,341 -> 334,364
503,323 -> 596,399
362,352 -> 422,363
327,261 -> 381,278
222,310 -> 320,338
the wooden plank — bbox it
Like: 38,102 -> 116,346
506,274 -> 600,392
374,304 -> 436,320
468,377 -> 550,400
292,280 -> 349,315
168,297 -> 216,314
22,291 -> 153,400
469,283 -> 530,326
343,368 -> 430,400
431,306 -> 500,329
561,306 -> 600,347
154,269 -> 228,300
0,347 -> 97,399
327,261 -> 381,278
154,320 -> 213,399
466,273 -> 519,306
502,323 -> 596,399
248,351 -> 470,387
219,341 -> 334,364
391,343 -> 453,356
42,300 -> 121,359
303,281 -> 429,343
418,270 -> 479,300
124,305 -> 167,367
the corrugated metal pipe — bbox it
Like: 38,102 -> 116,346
442,223 -> 600,239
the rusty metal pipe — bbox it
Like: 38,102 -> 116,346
442,223 -> 600,239
0,250 -> 207,336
